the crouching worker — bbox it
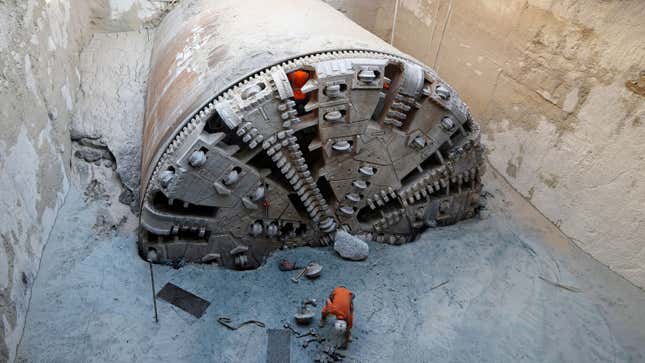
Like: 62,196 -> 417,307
320,286 -> 354,349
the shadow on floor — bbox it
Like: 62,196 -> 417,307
17,172 -> 645,362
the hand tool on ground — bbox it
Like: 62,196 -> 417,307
302,336 -> 325,348
323,345 -> 346,361
217,316 -> 266,330
283,322 -> 301,335
291,267 -> 307,283
296,328 -> 319,338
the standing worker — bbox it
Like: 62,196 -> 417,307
288,70 -> 310,114
320,286 -> 354,349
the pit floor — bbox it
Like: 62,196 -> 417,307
16,171 -> 645,362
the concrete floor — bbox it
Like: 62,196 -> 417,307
16,171 -> 645,362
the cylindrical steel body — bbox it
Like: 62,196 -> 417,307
142,0 -> 406,190
140,0 -> 484,269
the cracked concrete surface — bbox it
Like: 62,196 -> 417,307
0,0 -> 91,359
332,0 -> 645,289
71,30 -> 155,206
3,1 -> 645,361
16,170 -> 645,362
0,1 -> 177,359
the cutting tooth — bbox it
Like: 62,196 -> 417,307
339,205 -> 354,215
345,193 -> 361,203
359,166 -> 375,176
306,203 -> 316,213
352,180 -> 368,190
271,152 -> 283,162
213,182 -> 231,195
241,197 -> 258,210
283,166 -> 295,177
276,156 -> 287,168
289,174 -> 300,185
332,140 -> 352,152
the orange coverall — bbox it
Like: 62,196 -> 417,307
287,70 -> 309,101
321,286 -> 354,330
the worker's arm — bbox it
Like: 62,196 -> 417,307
347,300 -> 354,329
321,289 -> 336,319
341,302 -> 353,349
320,300 -> 332,327
321,302 -> 330,319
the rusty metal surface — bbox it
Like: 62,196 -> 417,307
139,0 -> 485,270
142,0 -> 404,196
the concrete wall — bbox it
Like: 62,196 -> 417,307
0,2 -> 91,360
0,1 -> 173,361
333,0 -> 645,288
323,0 -> 397,41
1,2 -> 642,360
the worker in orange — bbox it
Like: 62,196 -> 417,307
320,286 -> 354,349
288,70 -> 310,114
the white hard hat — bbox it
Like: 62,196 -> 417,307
334,320 -> 347,332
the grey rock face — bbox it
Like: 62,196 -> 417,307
334,230 -> 369,261
72,32 -> 154,205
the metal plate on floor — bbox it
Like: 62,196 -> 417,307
157,282 -> 210,318
267,329 -> 291,363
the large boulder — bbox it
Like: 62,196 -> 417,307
333,231 -> 369,261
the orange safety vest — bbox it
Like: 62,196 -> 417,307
288,70 -> 309,101
321,286 -> 354,329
